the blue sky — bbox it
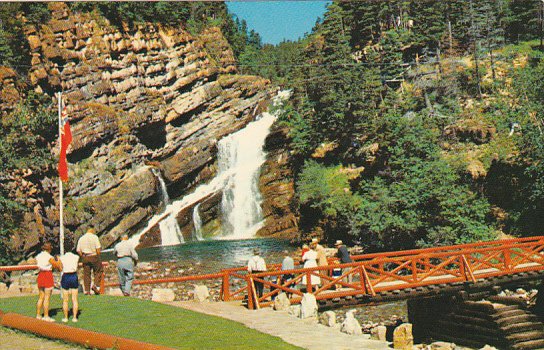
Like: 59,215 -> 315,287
226,1 -> 329,45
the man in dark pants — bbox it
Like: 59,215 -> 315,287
247,249 -> 267,298
76,228 -> 102,295
335,240 -> 353,283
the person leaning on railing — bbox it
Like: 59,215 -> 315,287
247,249 -> 267,298
280,250 -> 295,298
76,227 -> 103,295
335,240 -> 353,284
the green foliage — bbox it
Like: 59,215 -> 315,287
0,91 -> 55,265
0,3 -> 32,70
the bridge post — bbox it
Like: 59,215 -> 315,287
306,272 -> 312,293
503,249 -> 511,270
220,270 -> 230,302
246,276 -> 255,310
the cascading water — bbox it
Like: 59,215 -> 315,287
218,113 -> 275,239
130,91 -> 290,246
152,168 -> 170,204
160,214 -> 184,245
192,204 -> 204,241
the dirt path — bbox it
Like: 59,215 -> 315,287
170,301 -> 391,350
0,327 -> 82,350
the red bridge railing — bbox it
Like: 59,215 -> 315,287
238,235 -> 544,308
2,236 -> 544,309
0,262 -> 109,294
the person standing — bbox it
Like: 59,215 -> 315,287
280,250 -> 295,298
35,242 -> 61,322
335,240 -> 353,283
300,244 -> 309,261
247,249 -> 267,299
312,238 -> 329,277
59,248 -> 80,323
301,246 -> 320,291
113,234 -> 139,296
76,227 -> 102,295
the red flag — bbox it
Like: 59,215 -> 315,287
58,103 -> 72,182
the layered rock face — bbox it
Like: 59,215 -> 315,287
7,3 -> 279,251
257,125 -> 298,238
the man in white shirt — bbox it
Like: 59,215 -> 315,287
247,249 -> 267,298
76,227 -> 102,295
35,242 -> 61,322
113,234 -> 139,296
59,248 -> 80,323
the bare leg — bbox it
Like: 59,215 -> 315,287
36,289 -> 45,318
71,289 -> 79,320
62,289 -> 70,319
43,289 -> 52,318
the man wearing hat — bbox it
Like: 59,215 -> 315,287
247,249 -> 267,298
311,238 -> 329,276
335,240 -> 353,283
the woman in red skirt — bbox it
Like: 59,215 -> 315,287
35,242 -> 61,322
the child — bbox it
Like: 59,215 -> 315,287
59,248 -> 80,323
36,242 -> 61,321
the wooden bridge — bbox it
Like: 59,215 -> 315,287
221,235 -> 544,309
3,236 -> 544,310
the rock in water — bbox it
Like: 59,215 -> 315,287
340,309 -> 362,335
288,305 -> 301,318
319,311 -> 336,327
393,323 -> 413,350
151,288 -> 175,302
193,285 -> 209,302
273,292 -> 290,311
371,325 -> 387,341
300,293 -> 318,319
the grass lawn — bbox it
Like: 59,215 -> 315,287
0,295 -> 301,350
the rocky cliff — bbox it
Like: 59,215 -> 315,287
1,2 -> 286,254
257,125 -> 298,238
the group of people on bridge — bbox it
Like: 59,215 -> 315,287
248,238 -> 354,298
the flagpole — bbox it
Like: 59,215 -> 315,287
58,91 -> 65,256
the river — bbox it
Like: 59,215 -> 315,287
104,238 -> 295,273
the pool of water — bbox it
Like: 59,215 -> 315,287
103,238 -> 295,271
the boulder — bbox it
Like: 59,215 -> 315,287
300,293 -> 318,319
151,288 -> 175,302
340,309 -> 362,335
193,285 -> 209,302
319,310 -> 336,327
0,283 -> 8,294
480,346 -> 498,350
107,288 -> 124,297
370,325 -> 387,341
273,292 -> 290,311
288,305 -> 301,318
393,323 -> 413,350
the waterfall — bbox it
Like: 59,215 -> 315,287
192,204 -> 204,241
160,214 -> 184,245
152,168 -> 170,204
219,112 -> 276,239
130,90 -> 290,246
